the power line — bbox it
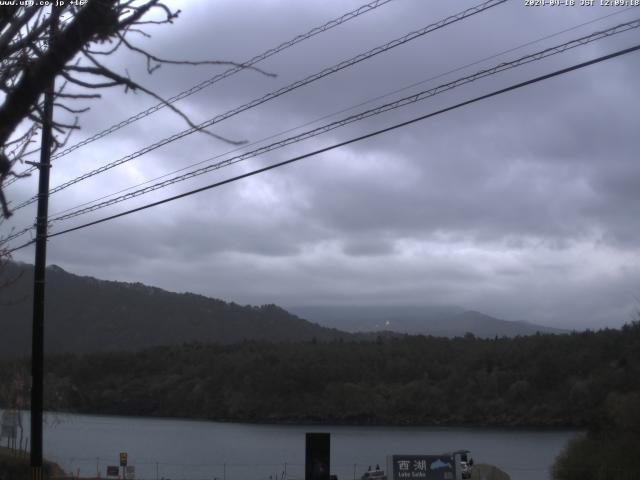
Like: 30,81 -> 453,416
52,0 -> 396,158
3,16 -> 637,247
8,42 -> 639,253
2,17 -> 636,245
45,7 -> 638,220
1,225 -> 34,245
5,12 -> 635,240
5,0 -> 398,184
9,0 -> 507,211
43,19 -> 640,224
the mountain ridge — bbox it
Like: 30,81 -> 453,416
286,305 -> 567,337
0,262 -> 565,357
0,262 -> 350,356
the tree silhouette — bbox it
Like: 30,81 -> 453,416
0,1 -> 266,219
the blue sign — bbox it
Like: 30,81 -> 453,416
390,455 -> 455,480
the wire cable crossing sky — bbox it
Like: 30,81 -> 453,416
40,19 -> 640,226
9,42 -> 639,255
4,16 -> 637,246
41,6 -> 637,222
4,1 -> 639,330
6,0 -> 398,183
9,0 -> 507,211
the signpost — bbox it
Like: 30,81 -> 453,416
125,466 -> 136,479
1,410 -> 22,450
1,410 -> 18,440
120,452 -> 128,479
388,455 -> 456,480
106,466 -> 119,477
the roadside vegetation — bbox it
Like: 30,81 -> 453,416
0,447 -> 64,479
551,391 -> 640,479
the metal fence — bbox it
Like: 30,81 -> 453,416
47,460 -> 380,480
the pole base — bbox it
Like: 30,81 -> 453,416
31,466 -> 44,480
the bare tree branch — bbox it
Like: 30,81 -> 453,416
81,51 -> 248,145
117,34 -> 277,77
0,0 -> 265,219
0,0 -> 121,146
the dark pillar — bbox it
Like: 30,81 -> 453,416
306,432 -> 330,480
30,6 -> 57,478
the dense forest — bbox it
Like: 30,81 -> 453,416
2,322 -> 639,428
2,323 -> 640,479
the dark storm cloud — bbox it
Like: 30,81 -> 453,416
5,0 -> 640,329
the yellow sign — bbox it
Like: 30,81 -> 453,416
120,452 -> 128,467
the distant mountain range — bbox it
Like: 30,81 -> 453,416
287,305 -> 567,338
0,262 -> 565,356
0,262 -> 349,356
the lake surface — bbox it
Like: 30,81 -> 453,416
11,412 -> 578,480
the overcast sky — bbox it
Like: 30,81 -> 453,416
3,0 -> 640,330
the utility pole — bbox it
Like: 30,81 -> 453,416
30,6 -> 57,480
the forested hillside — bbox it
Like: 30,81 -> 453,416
0,263 -> 566,358
0,262 -> 350,356
2,322 -> 638,428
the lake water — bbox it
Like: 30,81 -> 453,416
10,412 -> 578,480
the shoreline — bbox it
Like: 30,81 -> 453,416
2,408 -> 584,432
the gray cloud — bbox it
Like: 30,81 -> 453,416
5,0 -> 640,330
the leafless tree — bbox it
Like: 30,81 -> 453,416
0,1 -> 270,219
